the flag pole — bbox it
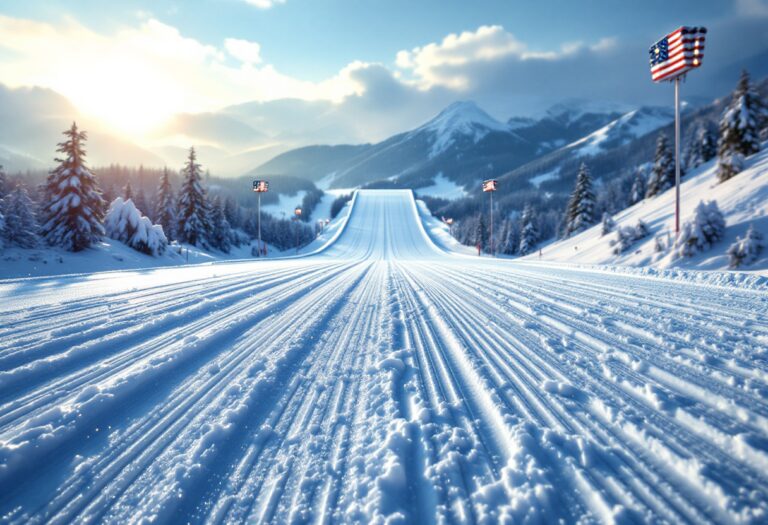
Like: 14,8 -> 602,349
674,75 -> 681,234
490,190 -> 494,257
258,192 -> 262,256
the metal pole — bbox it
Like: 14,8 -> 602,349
674,76 -> 681,234
490,190 -> 494,257
257,193 -> 262,256
295,220 -> 299,254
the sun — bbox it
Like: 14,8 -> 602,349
62,56 -> 180,136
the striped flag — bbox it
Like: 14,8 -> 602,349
649,26 -> 706,82
252,180 -> 269,192
482,179 -> 498,192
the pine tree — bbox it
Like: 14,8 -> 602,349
475,213 -> 487,253
3,185 -> 39,248
673,200 -> 726,258
519,204 -> 538,255
123,180 -> 133,201
134,188 -> 150,218
600,212 -> 615,236
727,224 -> 764,269
224,197 -> 241,229
717,70 -> 767,182
687,124 -> 717,169
105,198 -> 168,256
210,197 -> 232,253
563,162 -> 597,237
646,134 -> 675,198
154,168 -> 176,241
0,165 -> 7,203
176,148 -> 211,247
629,168 -> 646,205
40,122 -> 105,251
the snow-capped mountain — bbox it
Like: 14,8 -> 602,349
252,99 -> 627,191
418,101 -> 514,158
567,106 -> 674,157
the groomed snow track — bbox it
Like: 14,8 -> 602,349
1,190 -> 767,524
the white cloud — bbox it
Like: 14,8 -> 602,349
735,0 -> 768,16
0,14 -> 356,133
394,25 -> 620,91
225,38 -> 262,64
243,0 -> 285,9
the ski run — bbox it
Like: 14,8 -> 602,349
1,190 -> 767,524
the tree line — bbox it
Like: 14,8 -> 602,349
0,126 -> 316,256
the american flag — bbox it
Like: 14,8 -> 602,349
482,179 -> 498,192
649,26 -> 706,82
252,180 -> 269,192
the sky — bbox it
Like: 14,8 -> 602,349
1,0 -> 767,148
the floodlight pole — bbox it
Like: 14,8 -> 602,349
674,75 -> 681,234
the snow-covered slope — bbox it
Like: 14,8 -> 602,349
568,106 -> 674,157
1,189 -> 766,524
529,144 -> 768,272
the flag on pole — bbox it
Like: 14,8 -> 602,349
649,26 -> 706,82
252,180 -> 269,192
482,179 -> 498,192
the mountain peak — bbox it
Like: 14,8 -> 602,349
418,101 -> 509,158
543,98 -> 632,125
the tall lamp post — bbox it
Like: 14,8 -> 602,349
649,26 -> 706,233
482,179 -> 498,256
294,207 -> 302,253
252,180 -> 269,256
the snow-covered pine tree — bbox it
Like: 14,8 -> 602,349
40,122 -> 105,251
210,197 -> 232,254
3,185 -> 39,248
717,70 -> 767,182
563,162 -> 597,237
629,168 -> 646,205
105,197 -> 167,256
646,134 -> 675,198
519,204 -> 538,255
154,168 -> 176,241
176,148 -> 212,247
727,223 -> 764,268
600,212 -> 615,236
687,124 -> 717,169
673,200 -> 726,258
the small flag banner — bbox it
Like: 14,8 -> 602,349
253,180 -> 269,192
649,26 -> 706,82
482,179 -> 498,192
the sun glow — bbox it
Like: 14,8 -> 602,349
63,57 -> 180,135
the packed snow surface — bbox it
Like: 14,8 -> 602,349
1,190 -> 767,524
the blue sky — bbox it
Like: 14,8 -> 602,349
0,0 -> 740,80
0,0 -> 766,143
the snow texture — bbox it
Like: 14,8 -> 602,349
0,190 -> 767,525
